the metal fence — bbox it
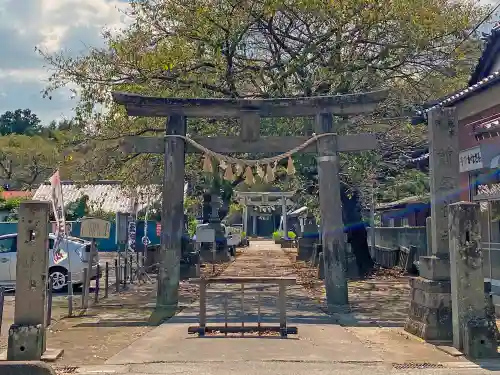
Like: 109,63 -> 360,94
482,242 -> 500,283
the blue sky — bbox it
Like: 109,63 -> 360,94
0,0 -> 130,125
0,0 -> 498,126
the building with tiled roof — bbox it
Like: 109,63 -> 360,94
412,23 -> 500,253
33,180 -> 161,214
0,191 -> 32,200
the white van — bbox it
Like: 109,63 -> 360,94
0,233 -> 100,292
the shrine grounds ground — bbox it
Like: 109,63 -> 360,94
2,242 -> 500,374
0,252 -> 230,364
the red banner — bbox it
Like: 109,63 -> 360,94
156,222 -> 161,236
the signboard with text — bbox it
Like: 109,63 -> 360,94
195,226 -> 215,243
80,218 -> 111,239
115,212 -> 129,245
459,146 -> 483,173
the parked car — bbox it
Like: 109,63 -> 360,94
0,233 -> 100,292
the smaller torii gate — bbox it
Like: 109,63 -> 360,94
113,90 -> 387,318
234,191 -> 294,236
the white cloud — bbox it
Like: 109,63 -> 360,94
0,0 -> 131,124
0,68 -> 48,82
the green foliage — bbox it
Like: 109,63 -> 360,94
0,195 -> 28,222
377,169 -> 430,203
187,217 -> 198,237
0,134 -> 59,189
272,231 -> 283,240
0,109 -> 41,136
0,197 -> 24,211
287,231 -> 297,240
65,196 -> 90,221
229,202 -> 242,214
38,0 -> 488,214
64,195 -> 115,221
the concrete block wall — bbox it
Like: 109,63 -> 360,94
367,226 -> 427,268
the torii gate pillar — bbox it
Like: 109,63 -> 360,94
316,113 -> 348,310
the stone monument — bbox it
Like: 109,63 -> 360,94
404,107 -> 459,342
7,201 -> 62,361
298,213 -> 319,261
448,202 -> 497,358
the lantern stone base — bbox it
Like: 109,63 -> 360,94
404,277 -> 453,343
297,237 -> 316,260
419,255 -> 450,281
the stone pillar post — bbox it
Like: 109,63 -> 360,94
252,214 -> 257,236
157,115 -> 186,318
315,113 -> 348,310
282,196 -> 288,238
405,107 -> 459,341
7,201 -> 50,360
420,107 -> 460,279
449,202 -> 497,357
425,216 -> 432,256
242,204 -> 248,235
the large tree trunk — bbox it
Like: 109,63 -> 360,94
340,183 -> 374,277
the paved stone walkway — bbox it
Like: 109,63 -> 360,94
68,242 -> 500,374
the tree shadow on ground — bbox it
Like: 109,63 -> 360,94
287,251 -> 411,328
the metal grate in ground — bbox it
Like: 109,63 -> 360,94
392,362 -> 445,369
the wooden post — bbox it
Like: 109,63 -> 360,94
104,262 -> 109,298
81,268 -> 88,309
0,286 -> 5,336
67,271 -> 73,317
7,201 -> 50,360
199,279 -> 207,337
83,239 -> 96,309
129,254 -> 133,283
157,114 -> 186,317
278,282 -> 287,338
240,283 -> 245,337
114,258 -> 120,293
94,264 -> 100,303
315,113 -> 348,311
46,279 -> 53,328
124,256 -> 128,287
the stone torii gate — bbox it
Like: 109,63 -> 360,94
234,191 -> 295,236
113,90 -> 387,317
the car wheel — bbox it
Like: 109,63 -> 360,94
49,267 -> 68,292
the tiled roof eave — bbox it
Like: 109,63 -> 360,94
469,25 -> 500,86
419,70 -> 500,116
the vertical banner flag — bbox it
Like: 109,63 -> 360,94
127,216 -> 137,252
50,170 -> 67,258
